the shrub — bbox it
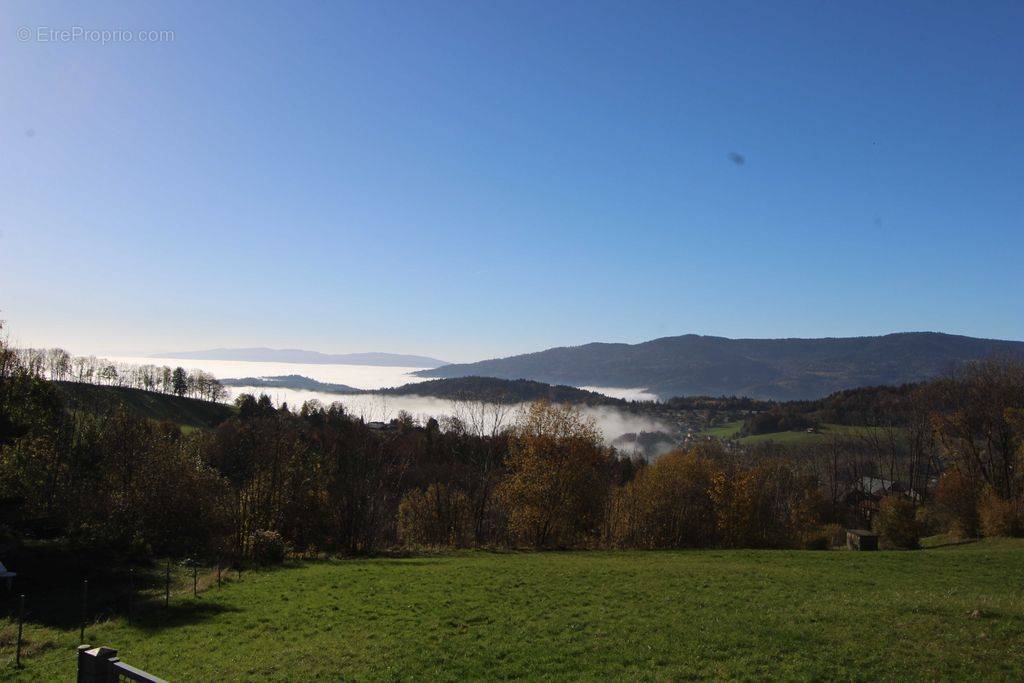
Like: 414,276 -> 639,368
250,529 -> 287,564
934,470 -> 981,538
712,459 -> 822,549
397,483 -> 472,548
804,534 -> 829,550
914,503 -> 946,538
978,489 -> 1022,538
873,496 -> 921,549
820,523 -> 846,549
608,449 -> 720,549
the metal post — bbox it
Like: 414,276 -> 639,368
217,559 -> 222,588
165,560 -> 171,608
80,579 -> 88,643
15,594 -> 24,668
128,569 -> 135,625
192,564 -> 198,597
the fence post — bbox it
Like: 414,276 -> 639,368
164,560 -> 171,608
15,594 -> 24,668
217,558 -> 222,588
128,568 -> 135,625
192,564 -> 198,597
80,579 -> 88,643
76,645 -> 118,683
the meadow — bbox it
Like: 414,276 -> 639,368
5,541 -> 1024,681
702,420 -> 890,446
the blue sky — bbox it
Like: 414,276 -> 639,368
2,1 -> 1022,362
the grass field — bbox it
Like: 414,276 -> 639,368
5,541 -> 1024,681
703,419 -> 745,439
702,420 -> 890,446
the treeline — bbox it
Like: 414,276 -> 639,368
742,409 -> 817,435
2,327 -> 1023,558
783,383 -> 923,426
14,347 -> 227,402
382,376 -> 627,406
661,395 -> 770,411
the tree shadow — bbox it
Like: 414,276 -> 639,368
347,558 -> 446,568
129,600 -> 240,633
923,538 -> 979,549
0,541 -> 252,629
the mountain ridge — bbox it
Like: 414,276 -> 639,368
151,347 -> 448,368
413,332 -> 1024,400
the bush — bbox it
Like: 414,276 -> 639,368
802,524 -> 845,550
397,483 -> 473,548
804,534 -> 829,550
979,489 -> 1022,538
873,496 -> 921,549
934,470 -> 981,538
250,529 -> 288,564
712,459 -> 822,549
821,523 -> 846,548
608,450 -> 720,549
914,504 -> 946,538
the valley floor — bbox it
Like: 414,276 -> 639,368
4,541 -> 1024,681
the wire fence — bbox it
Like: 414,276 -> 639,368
2,558 -> 245,677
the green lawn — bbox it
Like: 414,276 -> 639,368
703,419 -> 744,439
5,542 -> 1024,681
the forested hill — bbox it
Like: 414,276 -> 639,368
413,332 -> 1024,400
381,377 -> 627,406
219,375 -> 360,394
56,382 -> 234,428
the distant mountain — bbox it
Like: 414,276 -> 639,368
152,347 -> 447,368
219,375 -> 361,394
413,332 -> 1024,400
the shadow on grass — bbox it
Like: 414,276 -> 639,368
348,558 -> 448,568
923,538 -> 980,550
0,540 -> 292,629
129,600 -> 240,633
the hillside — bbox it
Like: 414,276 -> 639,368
219,375 -> 360,394
414,332 -> 1024,399
55,382 -> 234,428
381,376 -> 626,405
151,347 -> 447,368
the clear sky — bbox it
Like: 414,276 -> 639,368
2,1 -> 1022,362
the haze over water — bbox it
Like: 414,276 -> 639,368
107,356 -> 668,444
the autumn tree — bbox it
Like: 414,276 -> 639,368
498,400 -> 611,548
873,495 -> 922,549
932,359 -> 1024,501
712,458 -> 822,549
609,447 -> 720,548
397,483 -> 472,547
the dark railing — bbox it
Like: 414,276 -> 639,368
77,645 -> 169,683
